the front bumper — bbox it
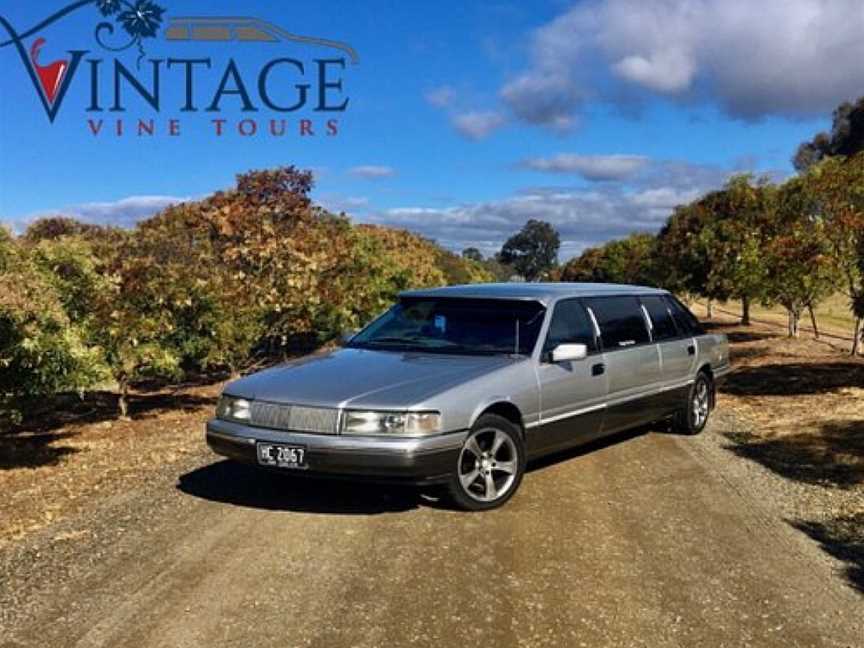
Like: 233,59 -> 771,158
205,418 -> 466,485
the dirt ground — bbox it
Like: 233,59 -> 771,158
1,312 -> 863,646
0,383 -> 222,548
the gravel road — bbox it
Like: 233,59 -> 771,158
1,414 -> 861,648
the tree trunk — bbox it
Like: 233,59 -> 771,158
854,318 -> 862,356
706,299 -> 714,319
741,296 -> 751,326
788,309 -> 800,338
118,378 -> 130,419
808,304 -> 819,340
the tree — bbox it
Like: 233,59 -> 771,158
462,247 -> 484,262
763,178 -> 837,337
0,230 -> 105,425
561,233 -> 659,285
793,97 -> 864,171
655,201 -> 723,311
499,219 -> 560,281
805,154 -> 864,353
22,216 -> 104,244
700,176 -> 776,325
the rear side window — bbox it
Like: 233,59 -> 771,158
665,296 -> 705,335
641,295 -> 679,341
585,296 -> 650,349
543,299 -> 597,354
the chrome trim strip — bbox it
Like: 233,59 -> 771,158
206,428 -> 256,445
530,402 -> 606,427
207,419 -> 467,455
528,377 -> 695,428
586,306 -> 602,339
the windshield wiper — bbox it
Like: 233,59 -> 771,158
350,336 -> 431,349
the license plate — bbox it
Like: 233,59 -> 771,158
256,443 -> 307,469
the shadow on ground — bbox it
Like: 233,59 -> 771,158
4,390 -> 216,437
728,345 -> 772,363
721,362 -> 864,397
790,514 -> 864,595
179,427 -> 654,515
0,431 -> 79,470
722,420 -> 864,488
528,425 -> 651,472
703,321 -> 775,344
177,460 -> 433,515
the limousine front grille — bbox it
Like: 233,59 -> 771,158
249,402 -> 338,435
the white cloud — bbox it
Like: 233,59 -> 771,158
347,165 -> 396,179
358,156 -> 772,259
6,195 -> 189,232
451,111 -> 507,140
424,86 -> 455,108
521,154 -> 649,180
502,0 -> 864,126
319,195 -> 370,213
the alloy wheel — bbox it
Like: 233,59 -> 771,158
457,427 -> 519,503
692,379 -> 710,428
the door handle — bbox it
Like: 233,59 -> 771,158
591,363 -> 605,376
687,344 -> 696,356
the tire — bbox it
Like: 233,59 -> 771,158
673,371 -> 712,435
446,414 -> 526,511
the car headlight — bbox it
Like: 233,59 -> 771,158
341,410 -> 442,437
216,395 -> 252,422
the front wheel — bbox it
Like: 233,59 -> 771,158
446,414 -> 525,511
673,372 -> 712,435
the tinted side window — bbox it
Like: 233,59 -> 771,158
543,299 -> 597,354
665,296 -> 705,335
641,295 -> 679,341
585,296 -> 650,349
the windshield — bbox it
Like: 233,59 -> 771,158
348,297 -> 546,356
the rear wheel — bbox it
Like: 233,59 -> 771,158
446,414 -> 525,511
673,371 -> 712,435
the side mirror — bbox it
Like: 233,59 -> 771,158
340,330 -> 358,345
551,343 -> 588,362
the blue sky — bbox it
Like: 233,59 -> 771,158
1,0 -> 859,259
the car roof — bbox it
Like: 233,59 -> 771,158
399,282 -> 669,304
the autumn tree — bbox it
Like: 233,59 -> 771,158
561,233 -> 659,286
762,178 -> 838,337
655,201 -> 719,310
499,219 -> 560,281
23,216 -> 104,244
806,154 -> 864,353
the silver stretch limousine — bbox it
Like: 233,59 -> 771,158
206,283 -> 730,510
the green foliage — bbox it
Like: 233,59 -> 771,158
0,233 -> 106,425
499,219 -> 560,281
462,247 -> 484,262
3,166 -> 500,420
653,175 -> 777,316
759,177 -> 837,334
561,233 -> 659,285
806,154 -> 864,320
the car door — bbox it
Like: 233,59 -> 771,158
641,295 -> 695,414
584,295 -> 662,434
532,298 -> 607,456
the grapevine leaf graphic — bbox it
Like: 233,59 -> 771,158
117,0 -> 165,39
97,0 -> 121,16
